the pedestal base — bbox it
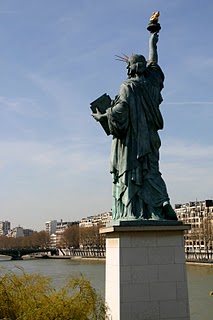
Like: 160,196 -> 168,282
100,223 -> 190,320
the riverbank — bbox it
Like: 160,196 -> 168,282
52,256 -> 213,264
34,255 -> 105,261
186,260 -> 213,267
7,254 -> 213,265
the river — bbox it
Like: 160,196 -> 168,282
0,257 -> 213,320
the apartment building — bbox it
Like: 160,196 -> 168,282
0,221 -> 11,236
79,211 -> 112,228
45,220 -> 57,235
175,199 -> 213,252
8,226 -> 24,238
23,229 -> 34,237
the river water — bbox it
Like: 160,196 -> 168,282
0,257 -> 213,320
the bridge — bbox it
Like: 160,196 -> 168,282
0,248 -> 57,260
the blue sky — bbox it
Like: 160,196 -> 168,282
0,0 -> 212,231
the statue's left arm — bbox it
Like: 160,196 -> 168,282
91,108 -> 107,122
105,84 -> 130,138
92,85 -> 130,138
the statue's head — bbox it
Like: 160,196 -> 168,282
115,53 -> 147,78
127,54 -> 146,78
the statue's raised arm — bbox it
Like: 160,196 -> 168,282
149,32 -> 159,64
147,11 -> 161,64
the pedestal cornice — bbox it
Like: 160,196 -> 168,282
100,221 -> 191,234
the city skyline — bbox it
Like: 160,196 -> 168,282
0,0 -> 212,231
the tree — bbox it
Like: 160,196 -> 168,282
202,215 -> 213,259
0,231 -> 50,249
62,224 -> 79,248
30,231 -> 50,248
79,223 -> 105,248
0,267 -> 106,320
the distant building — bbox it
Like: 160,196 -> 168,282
6,226 -> 34,238
45,212 -> 112,248
45,219 -> 79,248
0,221 -> 11,236
23,229 -> 34,237
50,233 -> 57,248
8,226 -> 24,238
175,200 -> 213,252
45,220 -> 57,235
79,211 -> 112,228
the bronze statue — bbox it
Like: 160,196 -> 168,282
91,13 -> 177,222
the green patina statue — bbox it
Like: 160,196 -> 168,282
91,13 -> 177,222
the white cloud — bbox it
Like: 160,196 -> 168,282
0,96 -> 47,118
0,139 -> 108,173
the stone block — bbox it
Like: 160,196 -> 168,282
177,299 -> 190,318
131,232 -> 157,247
160,299 -> 178,318
120,303 -> 132,320
120,266 -> 131,284
106,265 -> 119,285
157,232 -> 183,247
176,281 -> 189,300
120,234 -> 132,247
121,283 -> 150,303
160,299 -> 190,319
148,246 -> 175,265
105,247 -> 119,266
150,282 -> 177,301
121,247 -> 148,266
158,264 -> 186,282
131,265 -> 158,283
174,246 -> 186,263
131,301 -> 160,320
106,237 -> 119,248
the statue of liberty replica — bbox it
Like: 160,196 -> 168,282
91,12 -> 178,223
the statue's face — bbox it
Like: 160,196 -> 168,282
127,63 -> 131,78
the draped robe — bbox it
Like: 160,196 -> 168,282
106,64 -> 170,220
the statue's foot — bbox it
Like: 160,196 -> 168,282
150,213 -> 162,220
162,203 -> 178,221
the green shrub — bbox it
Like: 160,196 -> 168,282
0,267 -> 105,320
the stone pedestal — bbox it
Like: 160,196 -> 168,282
100,223 -> 190,320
